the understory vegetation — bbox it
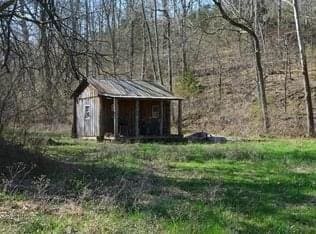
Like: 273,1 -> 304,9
1,133 -> 315,233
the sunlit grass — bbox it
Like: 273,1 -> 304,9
1,136 -> 316,233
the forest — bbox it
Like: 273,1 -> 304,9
0,0 -> 316,233
0,0 -> 315,137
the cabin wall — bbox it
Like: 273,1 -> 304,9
75,86 -> 172,138
76,85 -> 101,137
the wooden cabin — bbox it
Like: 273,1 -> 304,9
71,77 -> 183,141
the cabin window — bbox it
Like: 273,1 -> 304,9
152,105 -> 160,118
84,105 -> 90,119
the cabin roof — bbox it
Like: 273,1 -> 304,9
73,77 -> 183,100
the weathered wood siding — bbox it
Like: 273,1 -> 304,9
76,85 -> 101,137
75,85 -> 172,138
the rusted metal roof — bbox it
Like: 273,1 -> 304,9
84,77 -> 182,100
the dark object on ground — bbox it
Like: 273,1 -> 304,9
207,135 -> 227,143
185,132 -> 227,143
186,132 -> 208,141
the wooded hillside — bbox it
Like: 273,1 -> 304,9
1,0 -> 315,136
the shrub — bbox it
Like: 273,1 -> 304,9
174,72 -> 202,98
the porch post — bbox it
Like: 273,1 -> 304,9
135,99 -> 139,138
113,98 -> 119,139
160,100 -> 164,136
178,100 -> 182,136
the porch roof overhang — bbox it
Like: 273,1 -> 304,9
99,94 -> 183,100
72,76 -> 183,100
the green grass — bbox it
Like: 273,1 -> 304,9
1,136 -> 316,233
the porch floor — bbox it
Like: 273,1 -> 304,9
102,135 -> 185,143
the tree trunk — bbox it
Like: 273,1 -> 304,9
128,1 -> 135,79
180,0 -> 188,74
162,0 -> 173,91
105,0 -> 117,75
129,19 -> 135,79
292,0 -> 315,136
111,0 -> 117,75
40,1 -> 54,125
277,0 -> 282,43
253,36 -> 270,131
141,0 -> 158,82
284,35 -> 290,113
154,0 -> 163,84
141,18 -> 147,80
84,0 -> 90,76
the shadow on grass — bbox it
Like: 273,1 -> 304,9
1,139 -> 315,233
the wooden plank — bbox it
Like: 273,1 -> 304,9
178,100 -> 182,136
135,100 -> 139,137
160,100 -> 164,136
113,98 -> 119,139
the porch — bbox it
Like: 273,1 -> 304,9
100,97 -> 183,140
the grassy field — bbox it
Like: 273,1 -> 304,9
0,135 -> 316,233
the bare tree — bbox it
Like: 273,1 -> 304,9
128,1 -> 135,79
162,0 -> 173,91
153,0 -> 163,84
141,12 -> 148,80
283,0 -> 315,136
212,0 -> 270,132
180,0 -> 189,74
104,0 -> 118,75
277,0 -> 282,43
141,0 -> 158,81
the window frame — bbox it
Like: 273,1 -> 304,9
152,105 -> 160,119
84,105 -> 91,120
